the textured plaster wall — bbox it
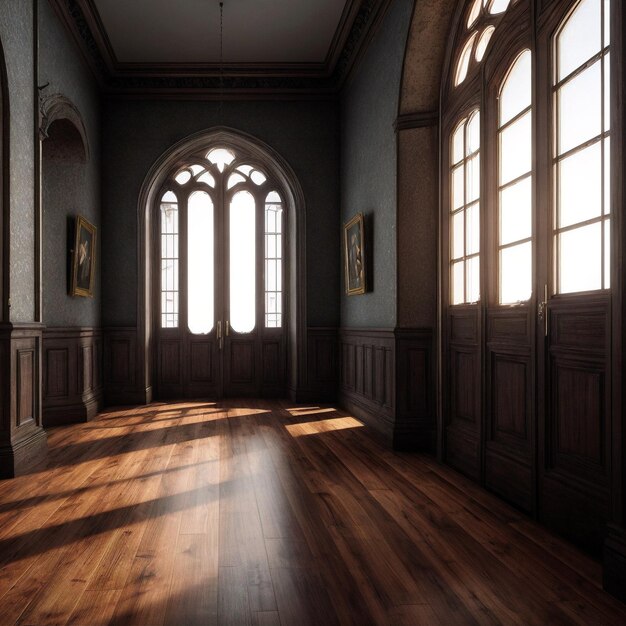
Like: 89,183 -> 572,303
101,99 -> 340,328
0,0 -> 35,322
39,0 -> 101,327
339,0 -> 414,328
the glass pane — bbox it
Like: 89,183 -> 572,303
190,164 -> 205,176
559,222 -> 602,293
604,52 -> 610,132
500,177 -> 532,245
452,211 -> 464,259
500,50 -> 532,126
558,61 -> 602,154
230,191 -> 256,333
228,173 -> 247,189
206,148 -> 235,172
467,256 -> 480,303
455,33 -> 478,86
266,190 -> 281,203
604,0 -> 610,48
452,165 -> 465,210
452,261 -> 464,305
467,111 -> 480,155
558,141 -> 602,228
467,0 -> 482,28
452,121 -> 465,165
162,190 -> 177,203
175,169 -> 192,185
251,170 -> 267,185
500,242 -> 532,304
188,192 -> 214,334
489,0 -> 510,14
466,155 -> 480,203
557,0 -> 602,81
604,218 -> 611,288
604,138 -> 611,215
475,26 -> 495,62
237,165 -> 254,176
466,203 -> 480,256
500,111 -> 531,185
198,172 -> 216,187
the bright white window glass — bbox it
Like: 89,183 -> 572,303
604,138 -> 611,212
466,155 -> 480,202
227,172 -> 246,189
603,0 -> 610,48
452,261 -> 465,305
559,223 -> 602,293
452,165 -> 465,210
187,191 -> 214,334
604,52 -> 611,132
452,212 -> 464,259
206,148 -> 235,173
500,50 -> 532,125
251,170 -> 267,185
265,192 -> 283,328
500,112 -> 532,185
500,177 -> 532,245
558,60 -> 602,154
498,50 -> 532,305
198,172 -> 216,187
455,33 -> 478,86
557,0 -> 602,81
467,111 -> 480,154
604,219 -> 611,288
452,123 -> 465,164
175,169 -> 192,185
467,257 -> 480,303
475,26 -> 495,62
160,191 -> 179,328
466,203 -> 480,256
230,191 -> 256,333
501,242 -> 532,303
558,142 -> 602,228
190,164 -> 205,176
467,0 -> 482,27
489,0 -> 510,14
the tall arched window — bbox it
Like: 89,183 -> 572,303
155,145 -> 286,399
441,0 -> 614,555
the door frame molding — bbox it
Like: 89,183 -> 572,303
136,126 -> 307,402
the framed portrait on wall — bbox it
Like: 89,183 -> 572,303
344,212 -> 366,295
70,215 -> 96,297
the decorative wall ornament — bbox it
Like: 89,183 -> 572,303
39,92 -> 90,162
344,212 -> 366,295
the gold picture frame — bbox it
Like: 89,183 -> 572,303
70,215 -> 96,298
344,212 -> 366,295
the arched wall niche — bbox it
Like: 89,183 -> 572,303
40,93 -> 89,163
137,126 -> 307,401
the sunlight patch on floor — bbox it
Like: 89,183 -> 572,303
285,417 -> 363,437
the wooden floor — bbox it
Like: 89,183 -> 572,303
0,401 -> 625,625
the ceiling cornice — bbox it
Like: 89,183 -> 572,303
47,0 -> 393,97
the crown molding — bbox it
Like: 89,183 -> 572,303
47,0 -> 393,96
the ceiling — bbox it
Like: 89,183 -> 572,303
93,0 -> 350,65
50,0 -> 390,94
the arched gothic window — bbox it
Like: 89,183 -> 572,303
441,0 -> 615,555
155,145 -> 286,398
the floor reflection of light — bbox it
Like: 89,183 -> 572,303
285,417 -> 363,437
287,407 -> 338,417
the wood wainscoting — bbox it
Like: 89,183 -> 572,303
338,328 -> 434,451
43,327 -> 103,426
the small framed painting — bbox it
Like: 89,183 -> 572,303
344,212 -> 366,295
70,215 -> 96,297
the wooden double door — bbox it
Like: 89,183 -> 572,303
154,148 -> 287,399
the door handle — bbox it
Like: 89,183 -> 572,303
226,321 -> 230,336
217,320 -> 223,350
538,284 -> 548,337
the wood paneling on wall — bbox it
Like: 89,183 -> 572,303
42,328 -> 103,425
338,328 -> 434,451
0,324 -> 48,478
103,327 -> 147,406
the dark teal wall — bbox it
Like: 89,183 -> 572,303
101,99 -> 340,328
0,0 -> 35,322
340,0 -> 414,328
39,0 -> 101,327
